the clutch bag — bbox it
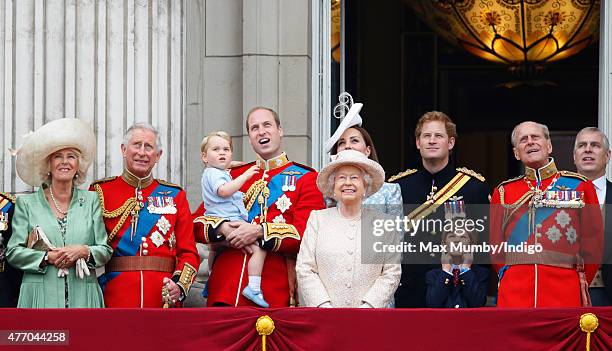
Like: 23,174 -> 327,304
26,225 -> 53,251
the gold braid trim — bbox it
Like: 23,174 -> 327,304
403,172 -> 471,231
262,223 -> 300,252
500,188 -> 533,234
498,184 -> 505,204
243,179 -> 266,212
193,215 -> 226,243
93,184 -> 137,243
175,262 -> 197,295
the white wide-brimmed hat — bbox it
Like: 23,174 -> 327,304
317,149 -> 385,198
15,118 -> 96,187
324,92 -> 363,153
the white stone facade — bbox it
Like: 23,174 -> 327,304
0,0 -> 187,193
185,0 -> 315,207
0,0 -> 318,208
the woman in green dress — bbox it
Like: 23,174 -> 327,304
7,118 -> 112,308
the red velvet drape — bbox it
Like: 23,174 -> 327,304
1,307 -> 611,350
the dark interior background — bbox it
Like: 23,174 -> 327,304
338,0 -> 599,189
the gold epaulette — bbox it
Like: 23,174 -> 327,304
388,168 -> 417,182
559,170 -> 588,182
90,176 -> 117,186
496,175 -> 524,190
291,162 -> 316,173
456,167 -> 485,182
0,192 -> 16,203
157,179 -> 184,191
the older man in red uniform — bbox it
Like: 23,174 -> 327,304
490,121 -> 603,307
92,123 -> 199,308
194,107 -> 325,307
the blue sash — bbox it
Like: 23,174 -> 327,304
247,164 -> 308,222
0,201 -> 12,214
507,176 -> 581,245
100,183 -> 179,289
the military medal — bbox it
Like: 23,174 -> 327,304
282,175 -> 297,192
272,214 -> 286,223
276,194 -> 292,213
147,196 -> 177,214
156,216 -> 171,235
150,231 -> 165,248
427,181 -> 437,202
288,176 -> 296,191
0,212 -> 7,231
444,196 -> 465,220
168,233 -> 176,250
555,210 -> 571,228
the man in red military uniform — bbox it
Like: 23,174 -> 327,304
194,107 -> 325,307
490,121 -> 603,307
92,123 -> 200,308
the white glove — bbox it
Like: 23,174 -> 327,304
57,267 -> 69,278
56,259 -> 89,279
75,258 -> 90,279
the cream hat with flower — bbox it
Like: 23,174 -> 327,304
15,118 -> 96,187
317,149 -> 385,198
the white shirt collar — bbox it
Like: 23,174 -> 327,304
593,175 -> 607,190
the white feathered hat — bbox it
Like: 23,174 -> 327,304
324,92 -> 363,153
15,118 -> 96,187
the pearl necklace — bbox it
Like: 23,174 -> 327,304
49,186 -> 68,216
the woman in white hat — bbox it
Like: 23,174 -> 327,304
325,93 -> 403,217
7,118 -> 112,308
296,150 -> 401,308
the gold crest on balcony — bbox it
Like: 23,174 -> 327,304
407,0 -> 600,67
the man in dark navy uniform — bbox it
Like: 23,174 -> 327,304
390,111 -> 490,308
0,192 -> 21,307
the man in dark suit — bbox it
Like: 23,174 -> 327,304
574,126 -> 612,306
390,111 -> 490,308
0,192 -> 20,307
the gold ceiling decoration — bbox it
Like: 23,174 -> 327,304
407,0 -> 600,67
331,0 -> 341,63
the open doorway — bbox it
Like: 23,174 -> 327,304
343,0 -> 599,187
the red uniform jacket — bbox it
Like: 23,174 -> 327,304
92,174 -> 200,308
194,154 -> 325,307
490,161 -> 603,307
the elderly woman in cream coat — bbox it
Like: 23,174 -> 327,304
296,150 -> 401,308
